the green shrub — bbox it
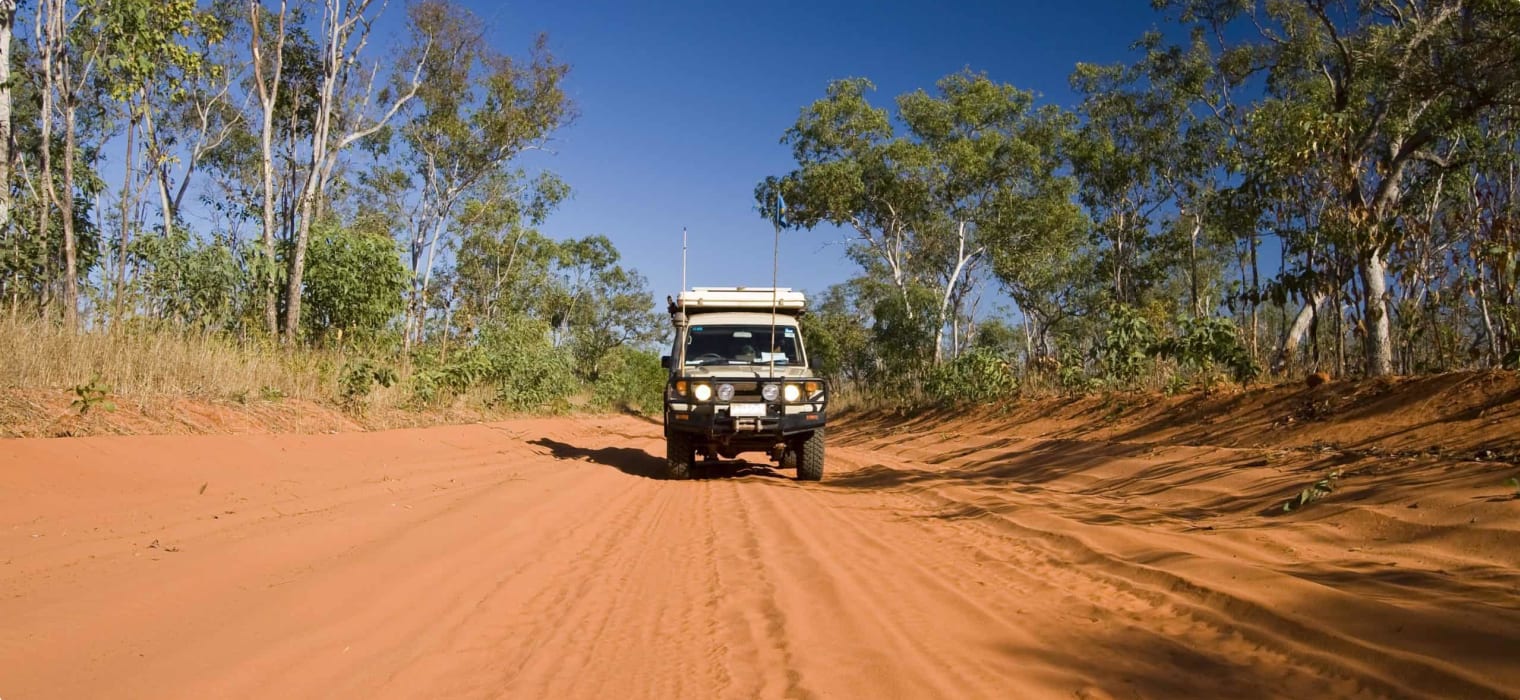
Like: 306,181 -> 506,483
925,348 -> 1018,404
477,315 -> 575,412
338,358 -> 397,408
71,377 -> 116,415
1157,315 -> 1259,385
408,347 -> 493,407
301,222 -> 409,345
591,347 -> 666,413
1097,303 -> 1156,388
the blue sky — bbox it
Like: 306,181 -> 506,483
463,0 -> 1177,301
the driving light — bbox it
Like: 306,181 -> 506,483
761,383 -> 780,402
692,383 -> 713,402
717,383 -> 735,401
782,383 -> 802,402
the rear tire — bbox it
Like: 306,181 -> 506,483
797,428 -> 825,482
666,432 -> 695,480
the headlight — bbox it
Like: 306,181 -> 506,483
782,383 -> 801,402
692,383 -> 713,401
761,383 -> 780,402
673,380 -> 688,397
717,383 -> 735,401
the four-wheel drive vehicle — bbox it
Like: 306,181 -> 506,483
660,287 -> 828,481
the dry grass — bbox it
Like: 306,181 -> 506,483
0,316 -> 338,401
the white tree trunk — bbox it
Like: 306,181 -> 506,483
1275,292 -> 1326,372
0,0 -> 15,244
1360,250 -> 1394,376
933,221 -> 980,365
284,0 -> 421,342
250,0 -> 288,337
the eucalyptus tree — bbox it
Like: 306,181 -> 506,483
246,0 -> 292,335
439,172 -> 567,330
32,0 -> 83,326
1446,111 -> 1520,367
0,0 -> 16,242
385,0 -> 572,348
1068,47 -> 1199,309
897,71 -> 1081,361
758,78 -> 926,319
1168,0 -> 1520,376
280,0 -> 428,343
142,4 -> 241,243
92,0 -> 207,324
762,72 -> 1078,366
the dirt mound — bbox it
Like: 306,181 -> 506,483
842,369 -> 1520,461
0,388 -> 528,438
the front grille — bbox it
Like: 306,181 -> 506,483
717,381 -> 765,402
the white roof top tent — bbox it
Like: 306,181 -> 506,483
667,287 -> 807,373
676,287 -> 805,314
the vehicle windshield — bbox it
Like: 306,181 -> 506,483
683,325 -> 803,366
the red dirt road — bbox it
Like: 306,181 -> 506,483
2,413 -> 1517,699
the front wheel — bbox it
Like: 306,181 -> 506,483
666,432 -> 695,480
796,428 -> 825,482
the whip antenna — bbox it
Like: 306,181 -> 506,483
770,192 -> 785,377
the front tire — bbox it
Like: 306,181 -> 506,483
666,432 -> 695,480
797,428 -> 825,482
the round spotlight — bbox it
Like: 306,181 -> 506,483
761,383 -> 780,402
782,384 -> 801,402
692,383 -> 713,402
717,383 -> 735,401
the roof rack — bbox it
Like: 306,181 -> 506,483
677,287 -> 805,312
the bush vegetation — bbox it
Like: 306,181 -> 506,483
4,1 -> 1519,421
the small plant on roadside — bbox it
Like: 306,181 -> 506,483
259,385 -> 285,401
70,377 -> 116,415
1507,476 -> 1520,499
1283,469 -> 1343,512
1097,302 -> 1156,389
338,358 -> 397,408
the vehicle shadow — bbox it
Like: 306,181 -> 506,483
530,437 -> 669,479
529,437 -> 793,481
691,461 -> 792,481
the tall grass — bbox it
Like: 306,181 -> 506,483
0,316 -> 336,400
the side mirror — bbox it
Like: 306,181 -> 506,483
661,355 -> 672,369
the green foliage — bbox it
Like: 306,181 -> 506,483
925,348 -> 1018,404
867,285 -> 940,393
301,223 -> 409,344
1507,477 -> 1519,499
409,315 -> 575,412
338,358 -> 397,408
70,377 -> 116,416
129,227 -> 239,330
1097,303 -> 1156,387
1157,315 -> 1259,385
408,349 -> 492,407
1059,362 -> 1100,396
548,236 -> 661,380
1283,470 -> 1343,513
477,316 -> 576,412
590,347 -> 666,414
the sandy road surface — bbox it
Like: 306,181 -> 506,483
2,414 -> 1517,699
